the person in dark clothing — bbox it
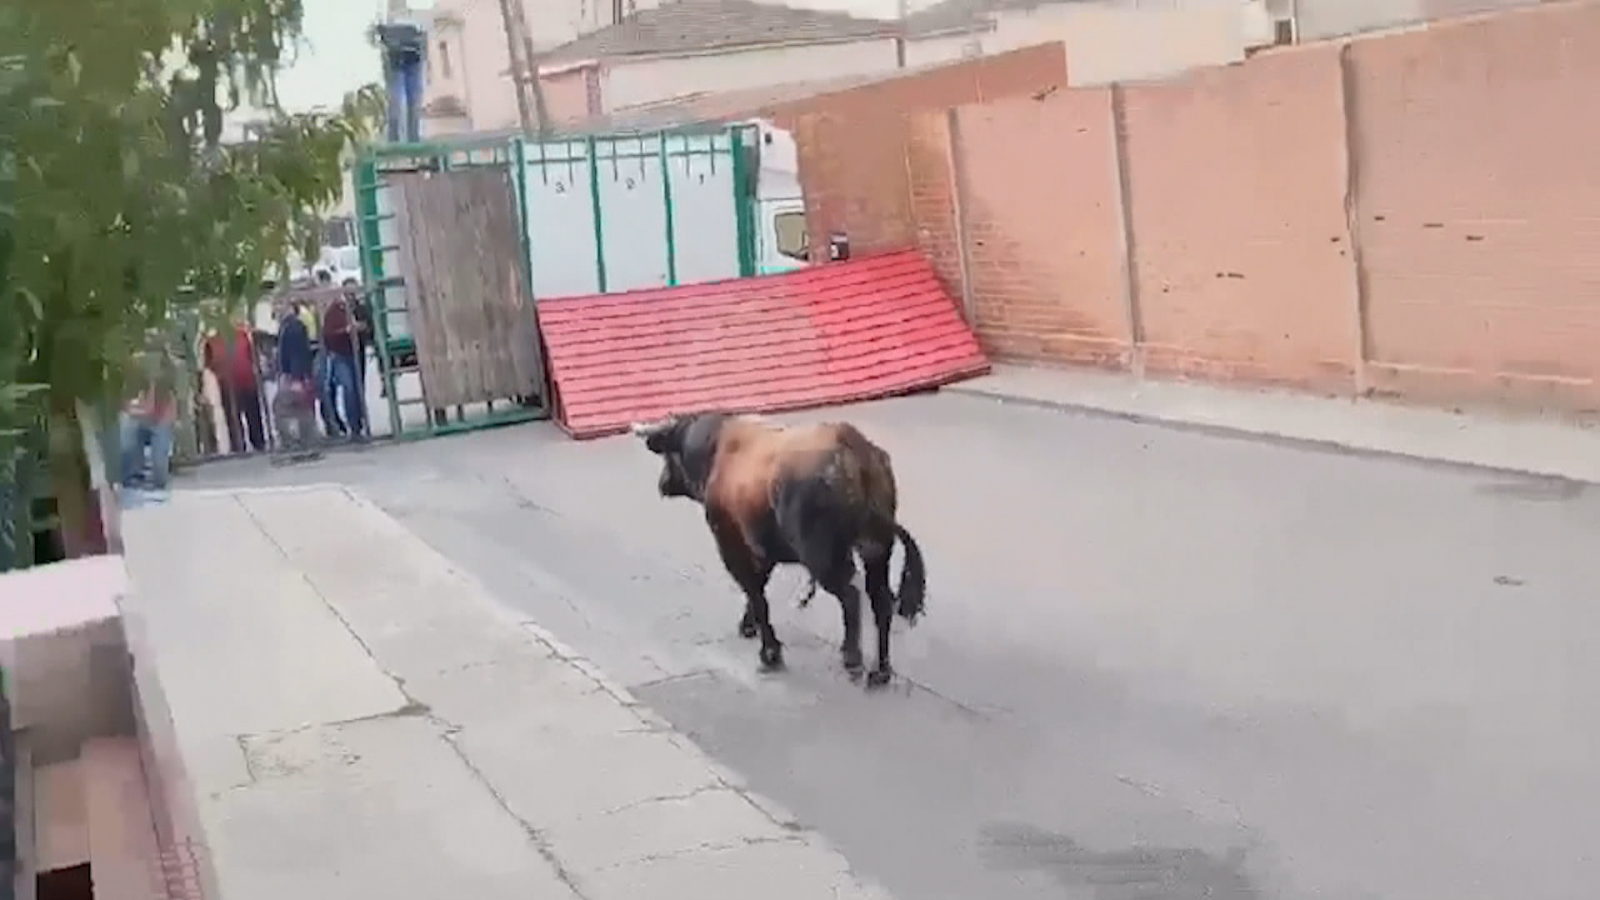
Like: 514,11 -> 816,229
351,294 -> 374,388
274,306 -> 321,455
322,295 -> 366,439
277,305 -> 315,382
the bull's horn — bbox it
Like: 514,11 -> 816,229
630,419 -> 668,437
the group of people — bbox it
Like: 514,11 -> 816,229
272,293 -> 373,447
117,288 -> 376,499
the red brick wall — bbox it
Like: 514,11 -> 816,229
1120,44 -> 1357,389
776,42 -> 1068,127
793,112 -> 917,262
791,2 -> 1600,415
953,88 -> 1130,366
791,43 -> 1069,263
1349,3 -> 1600,409
904,112 -> 965,307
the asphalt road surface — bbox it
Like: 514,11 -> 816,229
185,393 -> 1600,900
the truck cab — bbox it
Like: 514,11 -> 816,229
748,120 -> 810,277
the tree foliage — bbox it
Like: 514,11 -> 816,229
0,0 -> 385,565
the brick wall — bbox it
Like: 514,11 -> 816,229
1121,45 -> 1357,390
792,112 -> 918,262
953,87 -> 1129,366
789,43 -> 1069,265
1348,2 -> 1600,409
780,42 -> 1069,126
854,1 -> 1600,414
904,112 -> 965,307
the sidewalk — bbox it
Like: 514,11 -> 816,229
947,364 -> 1600,483
118,485 -> 892,900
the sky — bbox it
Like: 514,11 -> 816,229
271,0 -> 395,114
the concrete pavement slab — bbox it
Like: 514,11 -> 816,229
121,484 -> 895,900
581,838 -> 894,900
217,716 -> 581,900
119,491 -> 409,737
450,724 -> 726,827
542,787 -> 797,875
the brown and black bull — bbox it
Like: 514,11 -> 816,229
632,412 -> 926,688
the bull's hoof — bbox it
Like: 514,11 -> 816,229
738,617 -> 759,639
758,644 -> 785,670
841,646 -> 864,676
865,667 -> 893,689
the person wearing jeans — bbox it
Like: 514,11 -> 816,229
321,294 -> 366,439
119,412 -> 175,490
119,343 -> 179,493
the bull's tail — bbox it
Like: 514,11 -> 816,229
891,522 -> 927,624
797,524 -> 923,621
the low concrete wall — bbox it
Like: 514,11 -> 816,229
2,555 -> 186,899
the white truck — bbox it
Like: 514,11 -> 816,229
747,119 -> 810,278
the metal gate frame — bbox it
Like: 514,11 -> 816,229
353,123 -> 761,441
355,136 -> 543,440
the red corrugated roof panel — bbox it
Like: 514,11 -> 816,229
538,249 -> 990,439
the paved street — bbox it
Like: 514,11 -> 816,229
182,391 -> 1600,900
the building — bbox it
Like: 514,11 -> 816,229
1293,0 -> 1543,41
424,0 -> 903,134
419,0 -> 1548,136
900,0 -> 1262,84
760,0 -> 1544,46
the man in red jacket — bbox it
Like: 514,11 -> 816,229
203,322 -> 266,453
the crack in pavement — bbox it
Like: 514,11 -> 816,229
231,487 -> 891,900
235,493 -> 597,900
589,832 -> 810,873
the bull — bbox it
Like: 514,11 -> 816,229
631,412 -> 926,688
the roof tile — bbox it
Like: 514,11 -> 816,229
541,0 -> 903,65
538,250 -> 991,439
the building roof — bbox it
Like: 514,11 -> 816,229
903,0 -> 1085,38
540,0 -> 903,66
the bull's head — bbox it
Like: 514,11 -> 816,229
630,412 -> 728,502
631,415 -> 699,500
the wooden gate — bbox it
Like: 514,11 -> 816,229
389,167 -> 544,410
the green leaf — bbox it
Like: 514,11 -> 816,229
0,382 -> 47,413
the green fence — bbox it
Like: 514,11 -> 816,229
353,124 -> 759,441
0,417 -> 49,574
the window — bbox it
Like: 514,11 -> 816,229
1273,18 -> 1295,46
773,211 -> 808,262
438,41 -> 452,79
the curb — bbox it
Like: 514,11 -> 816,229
943,382 -> 1600,487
